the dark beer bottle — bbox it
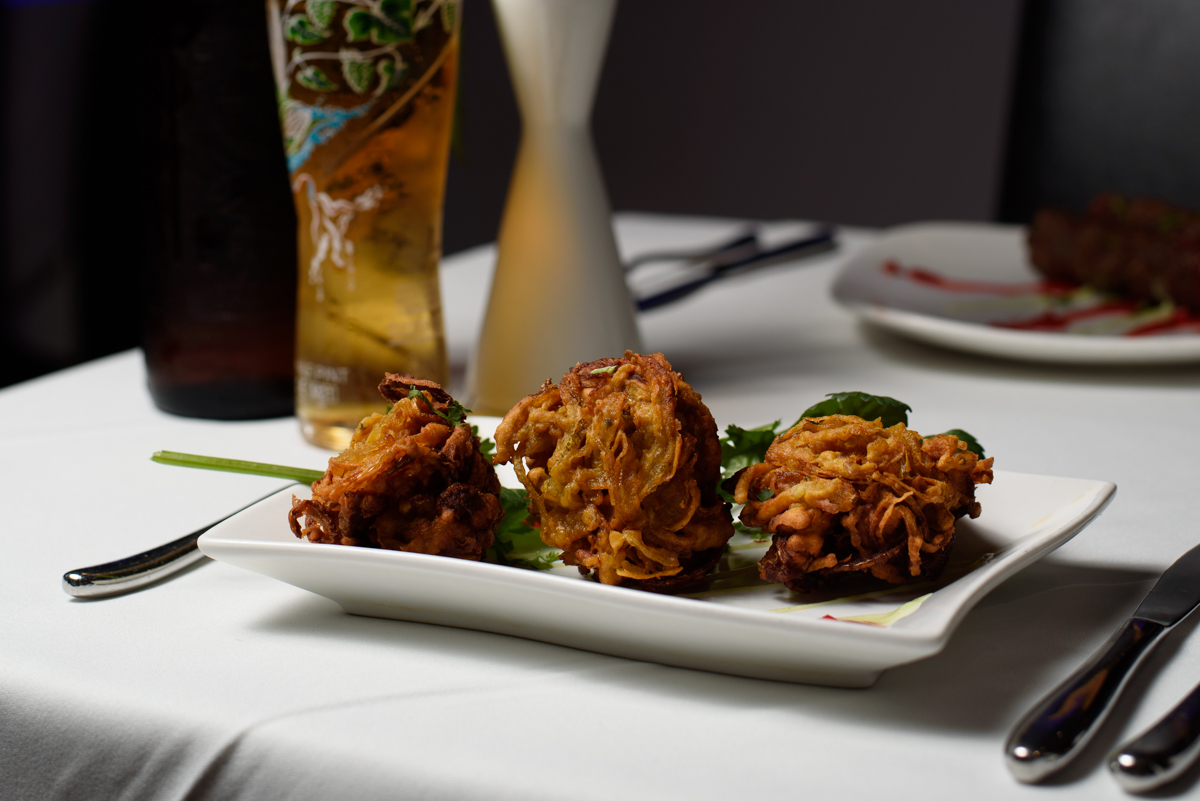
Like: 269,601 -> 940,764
142,0 -> 297,419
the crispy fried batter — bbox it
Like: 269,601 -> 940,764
288,375 -> 502,560
735,415 -> 994,592
494,351 -> 734,588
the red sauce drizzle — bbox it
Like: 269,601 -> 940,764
991,301 -> 1139,331
881,260 -> 1200,336
881,260 -> 1076,297
820,614 -> 881,626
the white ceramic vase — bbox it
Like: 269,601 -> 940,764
466,0 -> 642,415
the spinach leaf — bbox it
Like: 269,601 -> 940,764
800,391 -> 911,428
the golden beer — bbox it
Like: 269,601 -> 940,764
267,0 -> 459,449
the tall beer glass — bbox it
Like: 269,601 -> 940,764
266,0 -> 459,449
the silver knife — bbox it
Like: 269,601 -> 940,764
1005,542 -> 1200,783
1109,678 -> 1200,792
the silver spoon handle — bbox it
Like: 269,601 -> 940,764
62,487 -> 291,598
1006,617 -> 1166,782
1110,680 -> 1200,792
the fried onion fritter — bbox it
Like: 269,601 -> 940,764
494,352 -> 734,588
734,415 -> 994,592
288,375 -> 502,560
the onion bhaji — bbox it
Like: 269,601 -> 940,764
493,351 -> 734,589
288,375 -> 503,560
734,415 -> 994,592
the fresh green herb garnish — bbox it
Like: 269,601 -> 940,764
471,425 -> 496,461
734,520 -> 771,542
590,366 -> 618,375
720,421 -> 782,478
151,451 -> 325,484
800,391 -> 911,428
487,487 -> 558,570
154,448 -> 558,569
717,421 -> 784,502
407,386 -> 471,427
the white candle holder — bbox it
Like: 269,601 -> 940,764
466,0 -> 642,414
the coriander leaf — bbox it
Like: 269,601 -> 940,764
933,428 -> 986,459
589,366 -> 617,375
442,400 -> 471,427
471,425 -> 496,461
717,421 -> 783,503
801,392 -> 911,428
756,487 -> 774,502
407,387 -> 471,427
487,487 -> 559,570
734,520 -> 770,542
407,386 -> 432,409
720,421 -> 781,479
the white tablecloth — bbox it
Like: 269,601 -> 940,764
4,213 -> 1200,800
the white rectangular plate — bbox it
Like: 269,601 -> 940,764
199,455 -> 1114,687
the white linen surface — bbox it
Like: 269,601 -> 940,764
4,213 -> 1200,800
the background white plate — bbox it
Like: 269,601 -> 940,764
832,221 -> 1200,364
199,415 -> 1115,687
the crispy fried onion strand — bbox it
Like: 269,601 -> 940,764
288,375 -> 502,560
494,352 -> 733,587
735,415 -> 994,591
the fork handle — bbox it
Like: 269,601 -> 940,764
1110,679 -> 1200,792
1005,617 -> 1165,783
62,487 -> 290,598
63,530 -> 207,598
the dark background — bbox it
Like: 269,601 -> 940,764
445,0 -> 1023,250
4,0 -> 1199,392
